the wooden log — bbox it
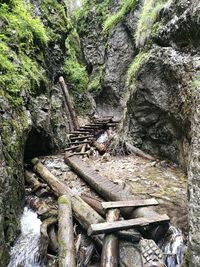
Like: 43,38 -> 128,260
68,140 -> 92,146
76,128 -> 95,132
64,154 -> 169,241
67,152 -> 89,157
81,144 -> 86,154
125,142 -> 155,161
25,170 -> 44,192
65,145 -> 81,152
117,229 -> 141,243
88,214 -> 170,236
70,131 -> 91,134
81,195 -> 106,217
102,198 -> 158,210
59,76 -> 79,130
70,135 -> 94,141
31,158 -> 104,231
40,217 -> 58,257
100,209 -> 120,267
48,225 -> 58,253
58,195 -> 76,267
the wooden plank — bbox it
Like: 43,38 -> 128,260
65,145 -> 81,151
70,131 -> 91,134
68,141 -> 92,146
88,214 -> 170,236
102,198 -> 158,210
70,135 -> 94,141
78,128 -> 95,132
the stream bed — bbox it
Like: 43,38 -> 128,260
8,207 -> 43,267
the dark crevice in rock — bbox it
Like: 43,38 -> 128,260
24,129 -> 53,163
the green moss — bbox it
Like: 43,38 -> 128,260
126,52 -> 149,85
75,0 -> 111,36
0,0 -> 49,106
192,72 -> 200,90
58,195 -> 71,205
88,66 -> 105,93
64,29 -> 89,94
135,0 -> 170,47
39,0 -> 71,40
103,0 -> 137,33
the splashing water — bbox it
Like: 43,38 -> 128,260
8,207 -> 44,267
162,226 -> 184,267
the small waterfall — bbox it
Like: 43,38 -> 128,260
162,226 -> 184,267
8,207 -> 43,267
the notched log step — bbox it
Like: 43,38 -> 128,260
70,135 -> 94,141
68,141 -> 92,146
88,214 -> 170,236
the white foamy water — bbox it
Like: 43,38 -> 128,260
162,226 -> 184,267
8,207 -> 43,267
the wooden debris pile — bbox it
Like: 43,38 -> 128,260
24,153 -> 170,267
66,116 -> 119,157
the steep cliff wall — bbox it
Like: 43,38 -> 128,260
77,0 -> 200,265
77,0 -> 199,164
0,0 -> 88,264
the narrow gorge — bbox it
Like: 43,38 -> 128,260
0,0 -> 199,266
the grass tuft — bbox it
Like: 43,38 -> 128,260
103,0 -> 137,33
135,0 -> 170,47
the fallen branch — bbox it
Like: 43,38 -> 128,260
100,209 -> 120,267
58,195 -> 76,267
125,142 -> 155,161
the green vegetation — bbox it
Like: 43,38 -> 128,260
103,0 -> 137,33
39,0 -> 71,40
88,66 -> 105,93
135,0 -> 169,47
0,0 -> 48,106
192,72 -> 200,90
126,52 -> 149,85
0,0 -> 70,106
64,29 -> 89,94
75,0 -> 111,36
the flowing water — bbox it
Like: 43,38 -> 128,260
8,207 -> 43,267
162,226 -> 185,267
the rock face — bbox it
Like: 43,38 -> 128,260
78,0 -> 200,264
124,47 -> 193,164
0,0 -> 71,264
